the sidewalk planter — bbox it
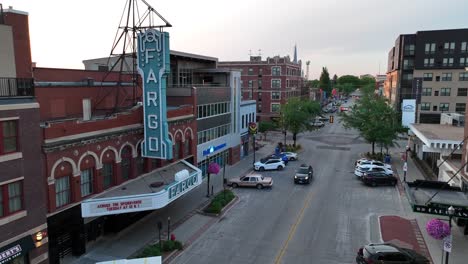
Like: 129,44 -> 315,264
134,240 -> 183,258
202,190 -> 236,217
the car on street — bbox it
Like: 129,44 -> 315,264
316,115 -> 329,122
362,172 -> 398,186
294,164 -> 313,184
354,164 -> 394,178
355,159 -> 392,170
228,174 -> 273,189
254,158 -> 285,171
281,152 -> 298,161
266,154 -> 289,164
356,243 -> 430,263
311,120 -> 325,128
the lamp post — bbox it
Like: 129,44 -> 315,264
445,206 -> 455,264
167,217 -> 171,241
283,130 -> 287,150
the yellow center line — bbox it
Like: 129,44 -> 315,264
274,190 -> 314,264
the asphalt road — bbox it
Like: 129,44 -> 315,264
172,99 -> 406,264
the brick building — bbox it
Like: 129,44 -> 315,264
219,54 -> 304,122
0,6 -> 48,264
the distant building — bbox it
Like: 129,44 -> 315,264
385,29 -> 468,123
375,74 -> 386,95
219,52 -> 304,122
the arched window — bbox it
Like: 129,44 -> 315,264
80,155 -> 96,198
121,146 -> 132,180
136,144 -> 145,175
55,161 -> 73,208
101,149 -> 116,190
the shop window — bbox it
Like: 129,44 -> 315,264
0,181 -> 23,217
184,139 -> 191,156
102,163 -> 114,189
80,168 -> 94,197
55,176 -> 71,208
121,147 -> 132,180
1,120 -> 18,155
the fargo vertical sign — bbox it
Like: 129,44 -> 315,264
137,29 -> 172,159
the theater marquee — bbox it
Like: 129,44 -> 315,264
137,29 -> 172,159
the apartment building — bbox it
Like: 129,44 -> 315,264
219,53 -> 304,122
385,29 -> 468,123
0,6 -> 48,264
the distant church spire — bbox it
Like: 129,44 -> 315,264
293,44 -> 297,63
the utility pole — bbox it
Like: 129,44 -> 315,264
306,61 -> 310,81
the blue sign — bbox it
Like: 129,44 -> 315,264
137,29 -> 172,159
202,143 -> 227,156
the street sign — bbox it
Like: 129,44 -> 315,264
403,162 -> 408,172
443,235 -> 452,252
248,122 -> 258,135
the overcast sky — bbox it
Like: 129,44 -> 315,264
5,0 -> 468,79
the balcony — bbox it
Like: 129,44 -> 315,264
0,78 -> 35,97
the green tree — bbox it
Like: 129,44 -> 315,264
332,74 -> 338,87
340,94 -> 404,155
336,83 -> 355,96
281,98 -> 321,146
337,75 -> 360,87
361,83 -> 376,95
319,67 -> 331,94
258,121 -> 276,140
360,76 -> 376,87
309,79 -> 320,88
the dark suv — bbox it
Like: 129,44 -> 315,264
294,164 -> 313,184
356,243 -> 429,263
362,172 -> 398,187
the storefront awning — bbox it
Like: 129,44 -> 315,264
405,180 -> 468,218
81,160 -> 201,218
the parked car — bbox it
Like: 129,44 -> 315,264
294,164 -> 313,184
281,152 -> 298,161
254,158 -> 285,171
316,115 -> 329,122
354,165 -> 393,178
311,120 -> 325,128
228,174 -> 273,189
356,243 -> 430,263
362,172 -> 398,186
267,154 -> 289,164
355,159 -> 392,170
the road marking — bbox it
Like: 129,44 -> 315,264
274,190 -> 314,264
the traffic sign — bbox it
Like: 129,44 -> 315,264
443,235 -> 452,252
248,122 -> 257,135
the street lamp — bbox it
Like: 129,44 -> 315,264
445,206 -> 455,264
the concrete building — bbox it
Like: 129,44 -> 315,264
0,6 -> 49,264
239,100 -> 256,158
218,53 -> 304,122
385,29 -> 468,123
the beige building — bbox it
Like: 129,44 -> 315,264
414,69 -> 468,123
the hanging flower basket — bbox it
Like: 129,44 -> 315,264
426,218 -> 450,240
207,162 -> 221,174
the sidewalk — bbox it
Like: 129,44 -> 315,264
64,139 -> 277,264
386,143 -> 468,264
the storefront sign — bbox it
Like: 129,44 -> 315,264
88,197 -> 154,216
0,236 -> 35,264
168,173 -> 199,200
202,143 -> 227,156
412,77 -> 423,104
137,29 -> 172,159
401,99 -> 416,128
413,204 -> 468,218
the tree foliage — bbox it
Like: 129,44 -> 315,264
336,83 -> 355,95
360,76 -> 376,87
258,121 -> 276,140
339,94 -> 405,154
319,67 -> 331,94
306,79 -> 320,88
337,75 -> 361,87
281,98 -> 321,146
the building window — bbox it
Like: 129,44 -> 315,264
460,72 -> 468,81
404,44 -> 415,55
443,42 -> 455,54
197,124 -> 231,145
440,88 -> 451,96
241,115 -> 244,129
258,103 -> 262,112
136,155 -> 145,175
422,88 -> 432,96
402,73 -> 413,80
271,92 -> 281,100
441,73 -> 452,81
55,176 -> 70,208
178,68 -> 192,86
423,73 -> 433,81
272,67 -> 281,76
248,68 -> 254,75
248,80 -> 253,88
271,103 -> 281,113
433,105 -> 438,111
459,57 -> 468,66
197,102 -> 230,119
80,168 -> 93,197
462,42 -> 467,53
0,181 -> 23,217
403,59 -> 414,69
102,163 -> 113,189
420,103 -> 431,111
259,68 -> 263,75
184,139 -> 191,156
440,103 -> 449,111
258,79 -> 262,88
258,92 -> 262,101
456,103 -> 466,113
121,147 -> 132,180
424,58 -> 434,67
1,120 -> 18,155
425,43 -> 436,54
272,79 -> 281,88
442,58 -> 454,66
458,88 -> 468,96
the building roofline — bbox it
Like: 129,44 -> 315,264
3,7 -> 28,16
